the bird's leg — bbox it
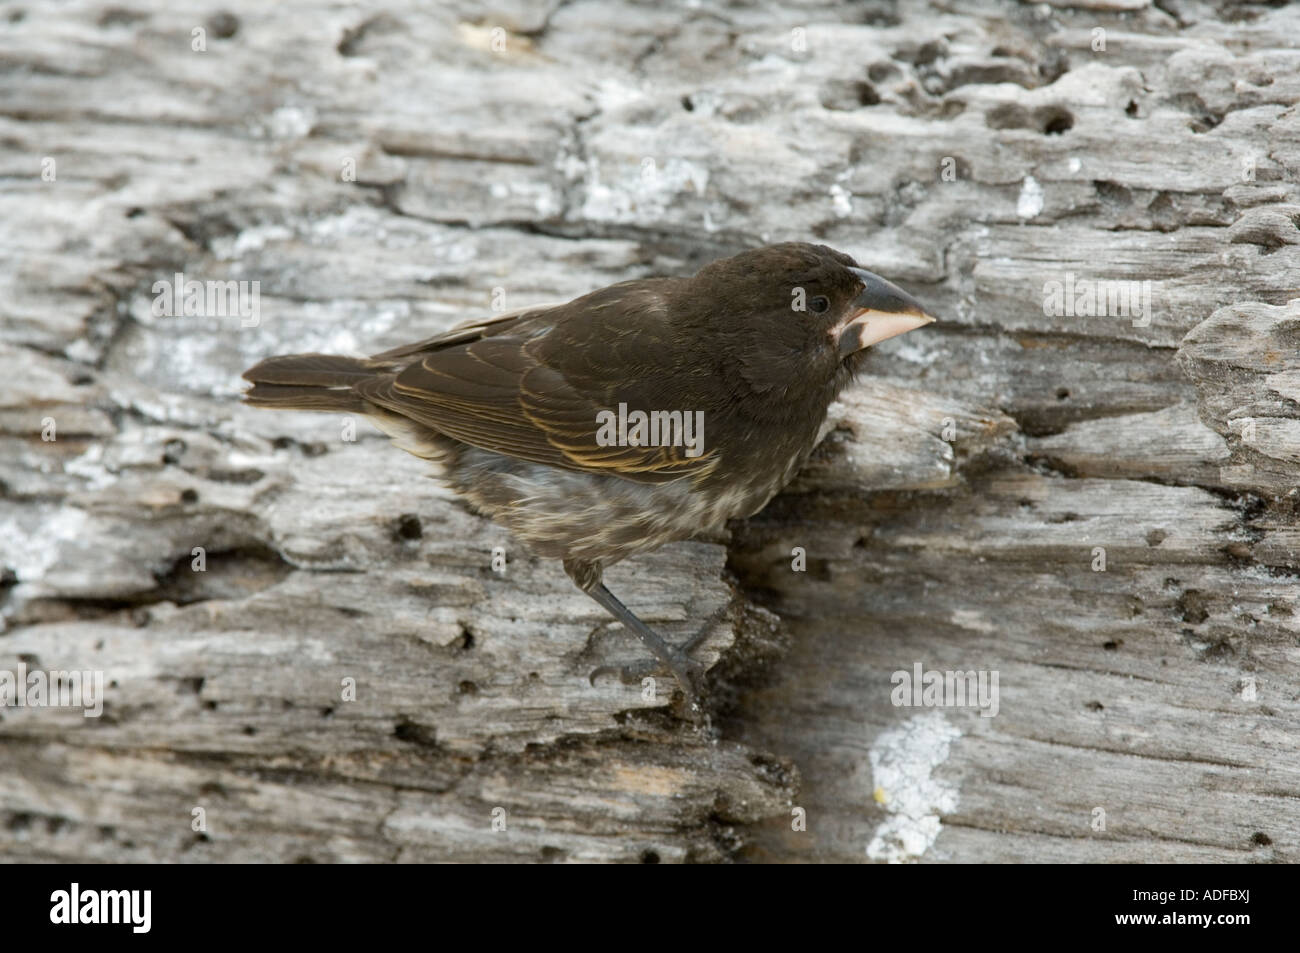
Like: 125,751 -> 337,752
565,559 -> 705,706
585,584 -> 706,704
603,606 -> 722,675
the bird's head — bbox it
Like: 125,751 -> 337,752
684,242 -> 936,406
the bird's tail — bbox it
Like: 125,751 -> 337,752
241,354 -> 379,414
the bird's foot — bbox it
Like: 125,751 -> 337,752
589,626 -> 712,709
579,578 -> 726,714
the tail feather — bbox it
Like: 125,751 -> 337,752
242,353 -> 381,386
241,353 -> 379,413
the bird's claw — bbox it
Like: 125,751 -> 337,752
588,653 -> 707,708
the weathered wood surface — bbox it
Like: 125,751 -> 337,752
2,0 -> 1299,862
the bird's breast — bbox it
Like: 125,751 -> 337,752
447,440 -> 807,567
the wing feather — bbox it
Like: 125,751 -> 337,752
359,283 -> 715,483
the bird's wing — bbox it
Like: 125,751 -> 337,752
356,281 -> 717,484
367,303 -> 560,360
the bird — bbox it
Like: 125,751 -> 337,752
241,242 -> 936,710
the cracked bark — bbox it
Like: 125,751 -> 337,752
2,0 -> 1299,862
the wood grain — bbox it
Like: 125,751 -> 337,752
2,0 -> 1298,862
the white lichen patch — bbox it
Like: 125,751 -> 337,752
829,183 -> 853,218
1016,175 -> 1044,219
866,711 -> 962,863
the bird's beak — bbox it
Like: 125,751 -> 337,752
837,267 -> 937,357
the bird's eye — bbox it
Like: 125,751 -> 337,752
809,296 -> 830,314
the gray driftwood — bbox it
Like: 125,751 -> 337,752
2,0 -> 1299,863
